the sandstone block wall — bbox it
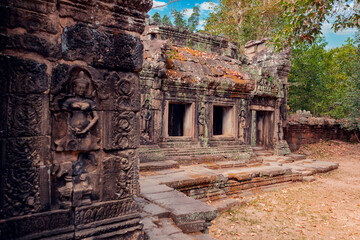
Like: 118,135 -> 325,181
0,0 -> 152,239
285,114 -> 360,151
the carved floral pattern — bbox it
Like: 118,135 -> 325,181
3,138 -> 41,218
102,154 -> 135,201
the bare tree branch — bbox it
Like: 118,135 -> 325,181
152,0 -> 179,9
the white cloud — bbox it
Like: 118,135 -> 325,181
322,21 -> 357,36
333,28 -> 357,36
183,8 -> 194,18
152,1 -> 167,11
198,20 -> 206,30
197,2 -> 218,11
322,22 -> 333,35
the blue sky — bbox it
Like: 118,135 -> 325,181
149,0 -> 357,49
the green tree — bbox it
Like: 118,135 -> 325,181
152,12 -> 162,23
205,0 -> 284,46
171,8 -> 187,28
341,32 -> 360,126
188,6 -> 200,32
288,37 -> 359,119
162,14 -> 172,25
274,0 -> 360,48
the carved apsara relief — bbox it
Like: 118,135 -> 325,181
198,105 -> 206,137
238,99 -> 248,144
52,69 -> 100,151
141,99 -> 152,142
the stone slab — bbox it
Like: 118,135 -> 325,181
143,203 -> 170,218
210,198 -> 247,213
140,182 -> 174,194
140,160 -> 180,171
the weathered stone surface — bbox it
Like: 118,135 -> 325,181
1,0 -> 150,239
0,55 -> 49,94
1,136 -> 51,218
140,160 -> 180,171
3,34 -> 61,59
102,150 -> 138,201
0,209 -> 74,239
103,111 -> 139,150
6,94 -> 50,137
0,6 -> 58,34
62,24 -> 143,72
285,114 -> 359,151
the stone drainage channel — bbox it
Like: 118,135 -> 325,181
137,149 -> 339,240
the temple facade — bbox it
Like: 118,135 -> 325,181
139,23 -> 292,164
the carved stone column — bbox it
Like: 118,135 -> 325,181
0,0 -> 152,239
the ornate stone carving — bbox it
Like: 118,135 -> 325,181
2,137 -> 43,218
255,74 -> 280,96
251,96 -> 276,108
7,94 -> 48,138
74,198 -> 139,226
0,55 -> 49,94
0,210 -> 74,239
62,24 -> 144,72
141,99 -> 152,142
198,106 -> 206,137
102,153 -> 136,201
53,153 -> 98,208
98,71 -> 140,111
53,70 -> 100,151
104,111 -> 137,150
239,109 -> 246,144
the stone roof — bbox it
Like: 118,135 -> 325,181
163,46 -> 255,93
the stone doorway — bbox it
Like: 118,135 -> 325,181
253,111 -> 274,149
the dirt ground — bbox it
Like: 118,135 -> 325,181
209,141 -> 360,240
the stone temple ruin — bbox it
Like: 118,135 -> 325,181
139,22 -> 292,163
0,1 -> 339,239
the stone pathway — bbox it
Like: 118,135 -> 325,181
138,148 -> 339,239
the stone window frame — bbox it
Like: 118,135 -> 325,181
210,103 -> 236,140
164,100 -> 195,141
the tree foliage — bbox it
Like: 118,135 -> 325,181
288,36 -> 360,121
162,14 -> 172,25
152,12 -> 162,23
171,8 -> 187,28
274,0 -> 360,48
188,6 -> 200,32
204,0 -> 359,49
205,0 -> 285,46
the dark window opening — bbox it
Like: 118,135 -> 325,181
213,106 -> 223,135
168,104 -> 185,136
150,33 -> 156,40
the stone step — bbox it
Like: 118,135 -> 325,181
287,153 -> 307,161
210,198 -> 247,213
251,146 -> 265,152
254,151 -> 273,157
203,161 -> 264,170
140,182 -> 218,234
140,160 -> 179,171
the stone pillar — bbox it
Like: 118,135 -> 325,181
0,0 -> 152,239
